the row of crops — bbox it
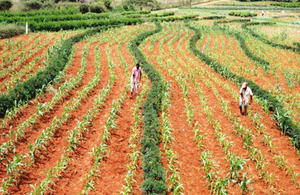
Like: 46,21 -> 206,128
139,21 -> 300,193
0,9 -> 196,32
0,12 -> 299,194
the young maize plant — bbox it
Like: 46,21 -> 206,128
120,79 -> 149,195
1,36 -> 57,91
154,23 -> 231,192
0,45 -> 80,160
114,27 -> 150,194
30,44 -> 117,195
0,44 -> 96,191
201,70 -> 300,190
1,35 -> 50,81
200,150 -> 229,194
207,67 -> 299,173
179,24 -> 300,189
158,42 -> 227,194
0,36 -> 75,129
176,75 -> 194,126
0,34 -> 41,70
82,89 -> 127,194
161,31 -> 254,193
81,35 -> 137,193
160,81 -> 184,194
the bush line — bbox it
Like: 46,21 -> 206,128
214,20 -> 270,72
242,22 -> 300,53
1,14 -> 196,32
0,11 -> 176,24
0,8 -> 79,17
0,24 -> 121,117
128,22 -> 167,193
186,23 -> 300,150
229,11 -> 257,17
201,16 -> 226,20
179,6 -> 300,11
26,17 -> 142,32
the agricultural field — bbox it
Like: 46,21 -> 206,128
0,5 -> 300,195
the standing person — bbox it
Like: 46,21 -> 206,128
131,63 -> 142,98
262,10 -> 264,16
239,82 -> 253,115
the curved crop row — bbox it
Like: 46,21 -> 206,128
195,24 -> 300,125
214,21 -> 270,72
242,22 -> 300,53
128,22 -> 167,193
187,22 -> 300,149
155,22 -> 300,192
0,25 -> 121,117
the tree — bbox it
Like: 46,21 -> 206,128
0,0 -> 13,11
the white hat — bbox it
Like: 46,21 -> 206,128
242,82 -> 248,88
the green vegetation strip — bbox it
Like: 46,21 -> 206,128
229,11 -> 257,17
0,12 -> 196,32
179,6 -> 300,11
214,20 -> 270,72
0,24 -> 121,117
242,22 -> 300,53
186,22 -> 300,150
0,11 -> 175,25
128,22 -> 167,193
0,8 -> 79,17
271,2 -> 300,8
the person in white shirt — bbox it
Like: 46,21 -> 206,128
131,63 -> 142,98
239,82 -> 253,115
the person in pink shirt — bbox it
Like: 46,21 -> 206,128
131,63 -> 142,97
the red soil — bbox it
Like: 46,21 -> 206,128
1,22 -> 299,195
180,28 -> 300,193
142,23 -> 300,193
142,28 -> 222,194
5,41 -> 98,194
52,43 -> 129,194
0,36 -> 57,93
0,33 -> 42,66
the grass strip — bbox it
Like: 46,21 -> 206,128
128,22 -> 167,194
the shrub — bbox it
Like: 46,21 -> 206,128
129,4 -> 135,10
229,11 -> 257,17
79,3 -> 90,14
90,4 -> 105,13
24,0 -> 42,10
271,2 -> 300,8
122,4 -> 128,10
42,2 -> 55,9
103,0 -> 112,10
0,0 -> 12,11
115,5 -> 124,12
0,24 -> 26,39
